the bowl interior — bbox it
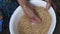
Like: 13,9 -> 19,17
9,1 -> 56,34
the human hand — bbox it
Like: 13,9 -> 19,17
17,0 -> 29,6
18,0 -> 41,23
45,0 -> 51,9
45,0 -> 57,11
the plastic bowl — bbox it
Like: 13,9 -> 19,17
9,0 -> 56,34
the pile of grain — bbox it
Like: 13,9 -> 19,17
18,6 -> 51,34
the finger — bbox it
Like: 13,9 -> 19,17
30,16 -> 41,24
46,3 -> 51,10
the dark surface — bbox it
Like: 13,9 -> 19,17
0,29 -> 10,34
53,6 -> 60,34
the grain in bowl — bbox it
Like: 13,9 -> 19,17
18,6 -> 51,34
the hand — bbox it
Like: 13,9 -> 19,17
45,0 -> 51,9
18,0 -> 41,23
17,0 -> 28,6
45,0 -> 57,11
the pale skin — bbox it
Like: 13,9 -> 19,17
17,0 -> 51,23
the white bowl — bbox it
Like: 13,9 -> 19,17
9,0 -> 56,34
